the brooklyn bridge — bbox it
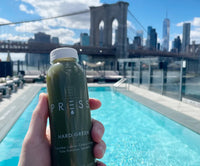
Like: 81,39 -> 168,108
0,40 -> 198,60
0,1 -> 199,60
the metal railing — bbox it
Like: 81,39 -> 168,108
113,78 -> 127,91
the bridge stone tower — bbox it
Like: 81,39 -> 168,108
90,1 -> 129,58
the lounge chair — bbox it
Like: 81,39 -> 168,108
6,80 -> 17,93
0,84 -> 11,98
13,78 -> 24,89
0,92 -> 2,101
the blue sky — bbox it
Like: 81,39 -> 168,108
102,0 -> 200,44
0,0 -> 200,50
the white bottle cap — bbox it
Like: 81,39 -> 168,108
50,47 -> 79,64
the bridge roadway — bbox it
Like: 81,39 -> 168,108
0,40 -> 116,56
0,40 -> 199,60
129,49 -> 199,60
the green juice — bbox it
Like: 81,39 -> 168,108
46,48 -> 95,166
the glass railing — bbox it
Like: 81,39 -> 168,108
118,57 -> 200,102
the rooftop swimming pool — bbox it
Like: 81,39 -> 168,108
0,87 -> 200,165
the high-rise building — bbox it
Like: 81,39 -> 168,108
51,37 -> 59,44
136,30 -> 143,46
182,23 -> 191,52
26,32 -> 59,66
146,26 -> 152,48
149,28 -> 157,50
172,36 -> 181,53
133,36 -> 142,49
157,43 -> 160,51
80,33 -> 90,46
34,32 -> 51,43
162,18 -> 170,51
146,26 -> 157,50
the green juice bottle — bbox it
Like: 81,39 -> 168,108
46,47 -> 95,166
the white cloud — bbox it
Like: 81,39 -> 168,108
0,33 -> 30,41
176,21 -> 192,27
176,17 -> 200,44
112,19 -> 118,29
127,20 -> 136,30
47,28 -> 79,44
176,22 -> 184,27
15,21 -> 51,33
15,21 -> 79,44
19,4 -> 34,14
191,30 -> 200,43
192,17 -> 200,27
177,17 -> 200,27
20,0 -> 101,28
0,18 -> 11,24
169,40 -> 172,51
15,0 -> 102,44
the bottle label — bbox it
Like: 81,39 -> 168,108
49,87 -> 92,154
54,141 -> 93,153
50,99 -> 89,115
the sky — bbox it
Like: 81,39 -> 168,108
0,0 -> 200,60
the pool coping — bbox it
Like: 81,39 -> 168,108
117,84 -> 200,135
0,84 -> 43,142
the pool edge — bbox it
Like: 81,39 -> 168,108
117,84 -> 200,135
0,84 -> 44,142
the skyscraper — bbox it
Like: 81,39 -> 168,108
162,18 -> 170,51
149,28 -> 157,50
133,36 -> 142,49
34,32 -> 51,43
173,36 -> 181,53
80,33 -> 90,46
182,23 -> 191,53
146,26 -> 157,50
51,37 -> 59,44
146,26 -> 152,48
136,30 -> 143,46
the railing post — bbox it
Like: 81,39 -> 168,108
161,62 -> 167,95
131,62 -> 134,84
123,62 -> 126,78
179,60 -> 186,100
148,59 -> 153,89
17,60 -> 20,74
138,59 -> 142,86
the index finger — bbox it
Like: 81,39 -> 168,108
89,98 -> 101,110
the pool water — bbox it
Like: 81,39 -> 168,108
0,87 -> 200,166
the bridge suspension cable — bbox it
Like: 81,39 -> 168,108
128,9 -> 147,33
127,24 -> 137,38
0,9 -> 90,27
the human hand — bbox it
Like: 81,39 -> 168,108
18,93 -> 106,166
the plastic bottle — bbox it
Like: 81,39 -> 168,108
46,47 -> 95,166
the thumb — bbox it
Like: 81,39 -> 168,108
28,93 -> 49,140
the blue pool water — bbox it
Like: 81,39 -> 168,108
0,87 -> 200,166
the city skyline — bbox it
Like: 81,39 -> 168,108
0,1 -> 200,43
